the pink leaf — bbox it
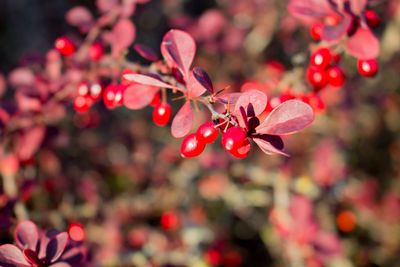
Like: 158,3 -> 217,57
192,67 -> 213,94
256,100 -> 314,135
0,244 -> 31,267
346,28 -> 379,59
187,70 -> 207,98
15,92 -> 42,112
96,0 -> 118,13
111,19 -> 136,57
8,68 -> 35,87
171,101 -> 194,138
234,90 -> 268,116
15,220 -> 39,250
313,232 -> 342,257
15,125 -> 46,161
161,29 -> 196,79
133,44 -> 159,61
216,93 -> 241,106
322,14 -> 352,42
65,6 -> 93,27
123,84 -> 160,109
252,135 -> 288,156
289,195 -> 313,223
288,0 -> 333,19
46,232 -> 69,263
349,0 -> 367,15
122,73 -> 184,92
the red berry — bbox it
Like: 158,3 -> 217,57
310,22 -> 324,40
89,43 -> 104,61
77,82 -> 89,96
221,126 -> 247,152
306,66 -> 327,90
358,59 -> 378,77
181,133 -> 205,158
197,122 -> 219,144
153,102 -> 172,126
73,95 -> 92,113
229,138 -> 250,158
68,222 -> 85,242
310,48 -> 331,70
103,84 -> 117,108
204,249 -> 221,266
89,82 -> 103,100
160,210 -> 179,231
364,10 -> 380,28
150,92 -> 161,107
54,37 -> 75,56
326,66 -> 345,87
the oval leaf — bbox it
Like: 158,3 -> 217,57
234,90 -> 268,117
192,67 -> 213,94
122,73 -> 183,92
256,100 -> 314,135
0,244 -> 31,267
15,125 -> 46,161
187,70 -> 206,98
133,44 -> 159,61
46,232 -> 69,263
252,135 -> 288,156
161,29 -> 196,79
96,0 -> 118,13
111,19 -> 136,57
65,6 -> 93,27
15,220 -> 39,250
171,100 -> 194,138
288,0 -> 333,19
123,84 -> 160,109
346,28 -> 379,59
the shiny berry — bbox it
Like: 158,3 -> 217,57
89,43 -> 104,61
153,102 -> 172,126
306,67 -> 327,90
54,37 -> 76,56
150,92 -> 161,107
103,84 -> 118,109
310,22 -> 323,40
89,82 -> 103,100
160,210 -> 179,231
196,122 -> 219,144
77,82 -> 89,96
229,138 -> 250,158
364,10 -> 380,28
326,66 -> 345,87
68,222 -> 85,242
310,48 -> 331,70
181,133 -> 206,158
73,95 -> 92,113
358,59 -> 378,77
221,126 -> 247,152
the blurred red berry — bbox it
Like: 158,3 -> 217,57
89,82 -> 103,100
205,249 -> 221,266
358,59 -> 378,77
68,222 -> 85,242
160,210 -> 179,231
364,10 -> 380,28
310,48 -> 331,70
77,82 -> 89,96
310,22 -> 323,40
326,66 -> 345,87
181,133 -> 205,158
89,42 -> 104,61
153,102 -> 172,126
306,67 -> 327,90
73,95 -> 92,113
55,36 -> 75,56
197,122 -> 219,144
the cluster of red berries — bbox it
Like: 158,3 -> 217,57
55,36 -> 104,60
103,83 -> 127,109
73,82 -> 103,113
306,47 -> 345,91
180,121 -> 251,159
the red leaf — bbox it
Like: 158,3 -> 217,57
234,90 -> 268,116
252,135 -> 288,156
192,67 -> 213,94
288,0 -> 333,19
96,0 -> 118,13
15,221 -> 39,250
187,70 -> 207,98
161,29 -> 196,79
0,244 -> 31,267
122,73 -> 184,92
171,100 -> 194,138
256,100 -> 314,135
46,232 -> 69,263
123,84 -> 160,109
133,44 -> 159,61
111,19 -> 136,57
15,125 -> 46,161
322,14 -> 352,42
65,6 -> 93,27
346,28 -> 379,59
216,93 -> 241,106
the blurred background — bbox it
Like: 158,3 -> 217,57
1,0 -> 400,266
